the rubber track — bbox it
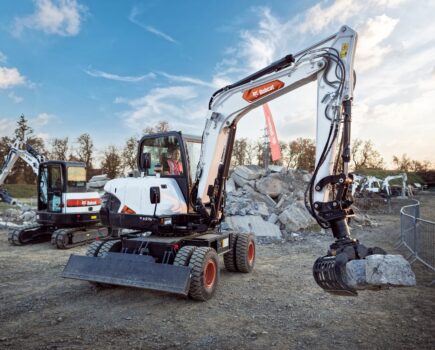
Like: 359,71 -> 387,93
52,227 -> 102,249
173,246 -> 197,266
8,224 -> 42,246
188,247 -> 219,301
235,232 -> 255,273
223,233 -> 238,272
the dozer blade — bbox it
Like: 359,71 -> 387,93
313,255 -> 357,296
62,253 -> 191,295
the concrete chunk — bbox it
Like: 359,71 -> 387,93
233,165 -> 263,181
224,215 -> 282,239
345,255 -> 416,289
366,254 -> 416,286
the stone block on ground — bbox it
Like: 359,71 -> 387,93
232,173 -> 255,188
224,215 -> 282,239
268,165 -> 284,173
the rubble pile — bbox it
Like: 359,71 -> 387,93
223,165 -> 374,241
223,165 -> 319,241
0,206 -> 37,229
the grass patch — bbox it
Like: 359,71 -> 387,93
2,184 -> 37,198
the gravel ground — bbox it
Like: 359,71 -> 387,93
0,195 -> 434,350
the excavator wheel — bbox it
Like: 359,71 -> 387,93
85,240 -> 122,288
223,233 -> 238,272
85,240 -> 105,257
97,240 -> 122,257
188,247 -> 219,301
173,246 -> 197,266
235,233 -> 256,273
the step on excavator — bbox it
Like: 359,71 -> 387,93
1,141 -> 107,248
63,25 -> 389,300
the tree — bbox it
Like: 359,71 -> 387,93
143,120 -> 170,134
231,138 -> 249,167
351,139 -> 384,170
50,137 -> 69,161
75,133 -> 94,170
392,154 -> 432,172
5,115 -> 47,184
101,145 -> 122,179
122,137 -> 138,172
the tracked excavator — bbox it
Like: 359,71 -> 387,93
63,25 -> 389,300
1,140 -> 106,248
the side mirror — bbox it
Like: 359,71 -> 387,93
140,152 -> 151,171
150,186 -> 160,204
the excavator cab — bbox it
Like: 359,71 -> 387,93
37,161 -> 101,227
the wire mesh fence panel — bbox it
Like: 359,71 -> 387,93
400,200 -> 435,272
415,219 -> 435,272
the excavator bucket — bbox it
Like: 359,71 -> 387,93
312,255 -> 357,296
62,253 -> 191,295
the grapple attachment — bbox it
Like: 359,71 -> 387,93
62,253 -> 191,295
313,255 -> 357,296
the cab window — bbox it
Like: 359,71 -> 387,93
67,166 -> 87,192
141,136 -> 184,176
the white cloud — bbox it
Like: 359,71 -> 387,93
298,0 -> 363,34
8,91 -> 23,103
0,118 -> 16,137
356,15 -> 399,71
128,6 -> 178,44
13,0 -> 87,37
84,68 -> 156,82
158,72 -> 217,88
0,67 -> 26,89
34,112 -> 55,126
118,86 -> 209,133
0,51 -> 7,64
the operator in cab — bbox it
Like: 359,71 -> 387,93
167,148 -> 183,175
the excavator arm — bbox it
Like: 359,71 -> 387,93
0,140 -> 45,204
193,25 -> 385,295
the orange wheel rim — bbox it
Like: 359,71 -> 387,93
248,241 -> 255,265
204,260 -> 217,289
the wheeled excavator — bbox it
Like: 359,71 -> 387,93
63,25 -> 389,300
0,140 -> 106,248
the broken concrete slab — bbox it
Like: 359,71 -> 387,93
278,201 -> 316,232
232,173 -> 255,188
366,254 -> 416,286
256,173 -> 291,198
226,178 -> 236,193
233,165 -> 264,181
268,165 -> 284,173
224,215 -> 282,239
267,213 -> 279,224
345,255 -> 416,290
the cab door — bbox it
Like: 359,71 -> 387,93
39,164 -> 63,213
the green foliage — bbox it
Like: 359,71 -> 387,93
2,184 -> 37,198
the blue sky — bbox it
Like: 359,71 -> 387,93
0,0 -> 434,166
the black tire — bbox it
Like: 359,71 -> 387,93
173,246 -> 196,266
188,247 -> 219,301
97,240 -> 122,257
86,240 -> 105,257
235,233 -> 256,273
223,233 -> 238,272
